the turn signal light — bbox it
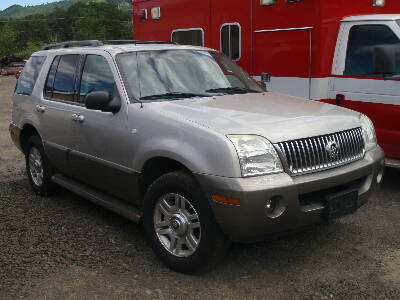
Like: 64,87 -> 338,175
212,195 -> 241,206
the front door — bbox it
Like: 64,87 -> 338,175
67,53 -> 138,202
331,21 -> 400,159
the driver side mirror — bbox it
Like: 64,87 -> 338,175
85,91 -> 121,113
373,45 -> 396,77
261,72 -> 271,83
258,72 -> 271,90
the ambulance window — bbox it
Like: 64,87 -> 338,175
221,23 -> 241,61
345,25 -> 400,75
171,29 -> 204,47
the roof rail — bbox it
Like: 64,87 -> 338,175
103,40 -> 177,45
41,40 -> 104,50
41,40 -> 177,50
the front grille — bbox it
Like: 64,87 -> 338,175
275,127 -> 365,175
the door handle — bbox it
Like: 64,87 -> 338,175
76,114 -> 85,123
36,105 -> 46,113
72,113 -> 85,123
336,94 -> 345,106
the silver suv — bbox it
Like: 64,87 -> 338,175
10,40 -> 385,273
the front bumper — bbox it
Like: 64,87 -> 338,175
196,146 -> 385,242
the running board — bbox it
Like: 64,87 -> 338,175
385,158 -> 400,169
52,174 -> 142,223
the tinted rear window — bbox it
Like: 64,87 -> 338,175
15,56 -> 46,96
44,56 -> 61,99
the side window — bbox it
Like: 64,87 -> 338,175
51,55 -> 80,102
79,55 -> 116,102
345,25 -> 400,75
15,56 -> 46,96
221,23 -> 241,61
171,29 -> 204,46
44,56 -> 60,99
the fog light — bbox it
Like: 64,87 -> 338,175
373,0 -> 385,7
265,199 -> 277,214
265,196 -> 286,218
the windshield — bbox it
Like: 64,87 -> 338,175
117,50 -> 263,101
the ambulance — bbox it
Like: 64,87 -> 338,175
133,0 -> 400,167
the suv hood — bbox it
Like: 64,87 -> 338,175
150,92 -> 361,143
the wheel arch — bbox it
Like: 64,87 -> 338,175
140,156 -> 193,198
20,123 -> 41,154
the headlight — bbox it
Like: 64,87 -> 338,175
360,114 -> 377,151
228,135 -> 283,177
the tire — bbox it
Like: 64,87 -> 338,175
143,171 -> 230,274
25,135 -> 57,196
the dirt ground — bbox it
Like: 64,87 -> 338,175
0,76 -> 399,300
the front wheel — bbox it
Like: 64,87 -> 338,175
143,171 -> 230,274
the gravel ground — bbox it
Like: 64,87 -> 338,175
0,76 -> 399,300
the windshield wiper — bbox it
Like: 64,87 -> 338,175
140,92 -> 209,100
206,87 -> 261,94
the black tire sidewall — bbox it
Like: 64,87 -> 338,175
143,171 -> 227,274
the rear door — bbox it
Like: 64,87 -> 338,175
331,21 -> 400,159
39,54 -> 83,174
251,0 -> 314,99
252,28 -> 312,99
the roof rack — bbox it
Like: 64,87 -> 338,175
41,40 -> 177,50
104,40 -> 177,45
41,40 -> 103,50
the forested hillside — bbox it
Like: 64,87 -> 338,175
0,1 -> 132,60
0,0 -> 131,19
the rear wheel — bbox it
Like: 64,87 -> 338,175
143,171 -> 230,274
25,135 -> 57,196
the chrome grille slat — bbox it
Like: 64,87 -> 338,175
295,141 -> 303,172
348,130 -> 355,158
344,131 -> 351,159
289,141 -> 298,173
306,139 -> 316,171
313,138 -> 322,168
338,132 -> 347,162
317,136 -> 326,168
275,128 -> 365,176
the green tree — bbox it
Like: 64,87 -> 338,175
0,1 -> 133,60
0,24 -> 18,58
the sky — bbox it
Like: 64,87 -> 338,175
0,0 -> 61,11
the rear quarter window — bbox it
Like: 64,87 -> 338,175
15,56 -> 46,96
